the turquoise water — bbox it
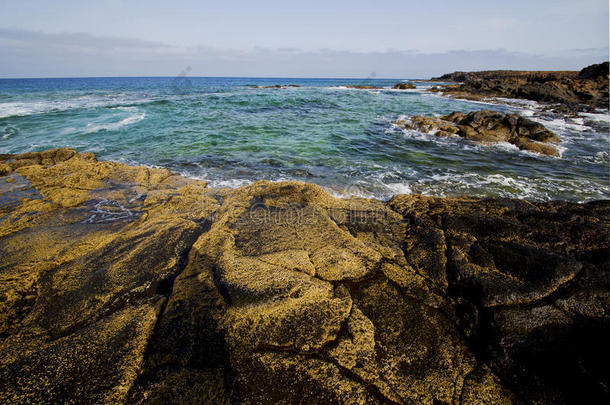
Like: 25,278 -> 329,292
0,77 -> 608,201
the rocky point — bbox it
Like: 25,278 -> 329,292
429,62 -> 609,112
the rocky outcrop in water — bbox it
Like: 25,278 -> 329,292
396,110 -> 561,156
430,62 -> 609,111
0,149 -> 608,404
259,84 -> 301,89
393,83 -> 416,90
345,85 -> 380,89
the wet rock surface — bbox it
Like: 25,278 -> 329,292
396,110 -> 561,156
345,85 -> 381,89
257,85 -> 302,89
430,62 -> 609,111
0,149 -> 608,404
393,83 -> 417,90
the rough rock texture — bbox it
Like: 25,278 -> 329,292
393,83 -> 417,90
396,110 -> 561,156
430,62 -> 609,111
1,149 -> 608,404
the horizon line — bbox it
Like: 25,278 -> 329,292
0,75 -> 423,80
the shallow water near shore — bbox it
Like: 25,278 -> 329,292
0,77 -> 608,201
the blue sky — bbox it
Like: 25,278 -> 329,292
0,0 -> 608,78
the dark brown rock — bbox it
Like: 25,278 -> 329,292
345,85 -> 380,89
393,83 -> 416,90
388,196 -> 610,404
578,62 -> 609,80
396,110 -> 561,156
430,63 -> 609,111
260,84 -> 301,89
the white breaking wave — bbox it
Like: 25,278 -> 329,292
0,96 -> 157,119
384,182 -> 412,195
208,178 -> 253,188
403,171 -> 610,202
581,111 -> 610,124
417,172 -> 543,200
80,112 -> 146,134
538,117 -> 590,133
0,101 -> 65,119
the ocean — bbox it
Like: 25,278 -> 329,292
0,76 -> 608,201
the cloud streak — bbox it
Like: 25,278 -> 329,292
0,28 -> 606,78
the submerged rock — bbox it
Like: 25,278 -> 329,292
345,85 -> 380,89
0,149 -> 608,404
396,110 -> 561,156
259,84 -> 301,89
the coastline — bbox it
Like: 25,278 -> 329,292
426,62 -> 609,113
1,149 -> 608,403
1,73 -> 608,203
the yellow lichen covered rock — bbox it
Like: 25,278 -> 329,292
0,149 -> 219,402
0,149 -> 608,404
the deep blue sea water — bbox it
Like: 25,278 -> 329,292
0,77 -> 608,201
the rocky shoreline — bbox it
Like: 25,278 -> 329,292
1,149 -> 608,404
428,62 -> 609,113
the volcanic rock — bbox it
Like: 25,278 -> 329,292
430,62 -> 609,110
393,83 -> 416,90
396,110 -> 561,156
0,149 -> 608,404
345,85 -> 380,89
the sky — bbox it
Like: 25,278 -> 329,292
0,0 -> 608,78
